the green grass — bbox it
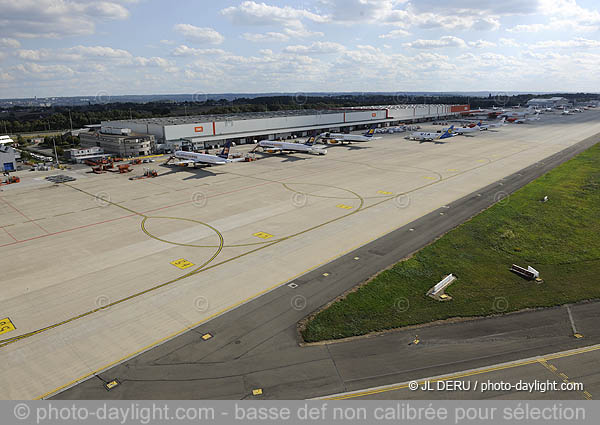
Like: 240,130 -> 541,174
302,143 -> 600,342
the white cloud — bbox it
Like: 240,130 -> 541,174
173,24 -> 225,45
172,45 -> 226,56
379,29 -> 410,39
14,63 -> 76,79
0,0 -> 131,38
404,36 -> 468,49
0,37 -> 21,48
16,46 -> 133,62
243,32 -> 290,42
506,23 -> 549,32
499,38 -> 520,47
133,57 -> 173,68
530,38 -> 600,49
283,41 -> 346,54
468,40 -> 497,48
221,1 -> 328,27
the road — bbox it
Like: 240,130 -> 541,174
55,131 -> 600,400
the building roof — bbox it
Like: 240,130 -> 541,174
528,97 -> 568,103
104,109 -> 357,127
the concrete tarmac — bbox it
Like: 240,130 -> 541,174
1,111 -> 599,399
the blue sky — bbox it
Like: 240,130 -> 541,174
1,0 -> 600,98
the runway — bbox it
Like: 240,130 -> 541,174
1,111 -> 599,399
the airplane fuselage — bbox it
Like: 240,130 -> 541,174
259,140 -> 326,155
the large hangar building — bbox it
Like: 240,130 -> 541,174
101,104 -> 466,152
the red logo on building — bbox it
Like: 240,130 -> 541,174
194,126 -> 204,133
372,113 -> 377,117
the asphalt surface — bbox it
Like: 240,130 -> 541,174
55,132 -> 600,400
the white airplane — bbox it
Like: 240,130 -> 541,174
320,126 -> 380,144
561,109 -> 572,115
572,108 -> 583,113
477,118 -> 506,130
255,136 -> 327,155
514,113 -> 541,124
405,126 -> 455,142
169,141 -> 242,166
449,124 -> 480,134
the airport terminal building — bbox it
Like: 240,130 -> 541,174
101,105 -> 465,152
526,97 -> 570,108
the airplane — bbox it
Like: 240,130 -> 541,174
405,126 -> 455,142
168,141 -> 243,166
514,113 -> 540,124
254,136 -> 327,155
319,126 -> 380,144
561,109 -> 573,115
449,124 -> 480,134
572,108 -> 583,113
477,118 -> 506,130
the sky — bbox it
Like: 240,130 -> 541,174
1,0 -> 600,98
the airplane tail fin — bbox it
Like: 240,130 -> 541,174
476,121 -> 483,127
440,125 -> 454,139
305,131 -> 317,146
218,140 -> 233,159
364,125 -> 377,137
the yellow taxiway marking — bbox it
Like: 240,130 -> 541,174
423,176 -> 436,180
584,391 -> 593,400
201,333 -> 213,341
29,146 -> 560,399
320,344 -> 600,400
336,204 -> 353,210
477,159 -> 487,163
0,318 -> 16,336
323,273 -> 330,277
170,259 -> 195,270
253,232 -> 273,239
252,389 -> 263,396
447,169 -> 459,172
377,191 -> 393,195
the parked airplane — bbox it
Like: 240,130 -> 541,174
405,126 -> 455,142
450,124 -> 480,134
255,137 -> 327,155
561,109 -> 573,115
514,113 -> 541,124
477,118 -> 506,130
168,141 -> 242,166
320,126 -> 380,144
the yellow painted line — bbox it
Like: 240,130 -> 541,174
336,204 -> 353,210
321,345 -> 600,400
252,389 -> 263,396
0,318 -> 16,336
377,191 -> 393,195
29,146 -> 578,399
201,333 -> 213,341
584,391 -> 592,399
447,169 -> 459,172
423,176 -> 436,180
253,232 -> 273,239
170,259 -> 195,270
